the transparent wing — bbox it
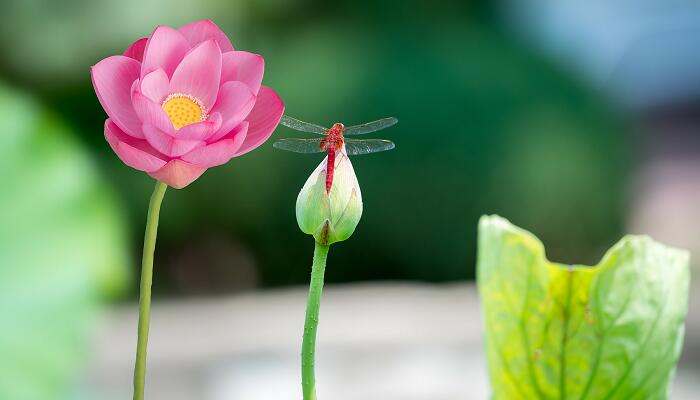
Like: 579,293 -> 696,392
280,115 -> 328,135
273,138 -> 325,153
343,117 -> 398,135
344,139 -> 395,155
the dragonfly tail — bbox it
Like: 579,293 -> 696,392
325,150 -> 336,194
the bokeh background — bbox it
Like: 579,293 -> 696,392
1,0 -> 699,399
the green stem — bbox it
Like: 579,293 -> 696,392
301,242 -> 330,400
133,181 -> 167,400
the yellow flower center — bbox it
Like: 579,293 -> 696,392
162,94 -> 207,130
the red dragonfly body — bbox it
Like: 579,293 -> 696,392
320,123 -> 345,193
274,116 -> 398,193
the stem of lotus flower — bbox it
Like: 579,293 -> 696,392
301,242 -> 330,400
133,181 -> 167,400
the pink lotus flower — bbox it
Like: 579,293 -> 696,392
91,20 -> 284,188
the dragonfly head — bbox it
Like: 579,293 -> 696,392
330,122 -> 345,132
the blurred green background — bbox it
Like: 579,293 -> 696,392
2,0 -> 632,294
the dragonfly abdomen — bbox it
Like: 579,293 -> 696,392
325,149 -> 336,194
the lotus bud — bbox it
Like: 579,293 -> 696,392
296,148 -> 363,245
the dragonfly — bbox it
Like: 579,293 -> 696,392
274,115 -> 398,193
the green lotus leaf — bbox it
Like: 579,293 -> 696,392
478,215 -> 690,400
0,83 -> 129,399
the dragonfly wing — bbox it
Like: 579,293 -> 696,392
273,138 -> 325,154
344,139 -> 395,155
280,115 -> 328,135
343,117 -> 398,135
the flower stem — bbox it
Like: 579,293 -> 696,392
133,181 -> 167,400
301,242 -> 330,400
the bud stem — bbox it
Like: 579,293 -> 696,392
301,242 -> 330,400
133,180 -> 167,400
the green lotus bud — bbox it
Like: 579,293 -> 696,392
296,148 -> 363,245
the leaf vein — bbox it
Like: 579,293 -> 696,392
600,283 -> 669,400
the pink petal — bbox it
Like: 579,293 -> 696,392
104,119 -> 167,172
178,20 -> 234,52
143,123 -> 205,157
132,90 -> 174,134
236,86 -> 284,156
209,81 -> 255,141
169,40 -> 222,109
140,68 -> 170,103
176,112 -> 222,140
123,38 -> 148,62
149,159 -> 207,189
221,51 -> 264,94
141,26 -> 189,78
130,78 -> 140,97
181,123 -> 248,167
91,56 -> 143,138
